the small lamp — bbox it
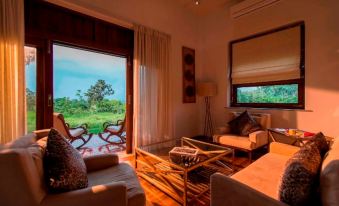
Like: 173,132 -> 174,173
197,82 -> 217,138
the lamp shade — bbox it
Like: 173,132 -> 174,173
197,82 -> 217,97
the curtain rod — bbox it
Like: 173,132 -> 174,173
45,0 -> 133,29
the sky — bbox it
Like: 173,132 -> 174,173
25,45 -> 126,102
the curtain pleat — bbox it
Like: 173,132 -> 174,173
133,25 -> 171,147
0,0 -> 25,144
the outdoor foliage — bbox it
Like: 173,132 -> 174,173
26,79 -> 125,134
237,84 -> 298,103
54,79 -> 126,133
85,79 -> 114,104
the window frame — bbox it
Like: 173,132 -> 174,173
229,22 -> 305,109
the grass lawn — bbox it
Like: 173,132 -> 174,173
27,111 -> 125,134
27,111 -> 36,133
63,112 -> 125,134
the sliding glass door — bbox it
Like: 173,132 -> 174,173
53,44 -> 127,134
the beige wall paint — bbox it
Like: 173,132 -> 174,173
54,0 -> 204,138
200,0 -> 339,137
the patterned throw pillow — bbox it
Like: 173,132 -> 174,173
308,132 -> 329,158
279,142 -> 322,206
228,111 -> 262,136
44,128 -> 88,193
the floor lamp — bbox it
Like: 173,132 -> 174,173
197,82 -> 217,138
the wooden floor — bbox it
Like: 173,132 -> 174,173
121,152 -> 254,206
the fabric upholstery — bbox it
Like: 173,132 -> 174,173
279,142 -> 322,206
214,112 -> 271,151
228,111 -> 262,136
0,0 -> 26,144
4,133 -> 37,149
211,139 -> 339,206
88,163 -> 146,206
308,132 -> 330,158
214,134 -> 253,150
249,130 -> 268,147
211,173 -> 287,206
0,148 -> 47,206
270,142 -> 300,156
44,129 -> 88,192
232,153 -> 291,200
69,127 -> 86,137
0,132 -> 146,206
84,153 -> 119,172
231,112 -> 271,129
321,137 -> 339,206
41,182 -> 127,206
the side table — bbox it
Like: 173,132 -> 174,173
268,128 -> 315,146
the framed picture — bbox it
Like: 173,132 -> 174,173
182,47 -> 196,103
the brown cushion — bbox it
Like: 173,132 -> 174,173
308,132 -> 329,158
279,142 -> 322,206
44,128 -> 88,193
228,111 -> 262,136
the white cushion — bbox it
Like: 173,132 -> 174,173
69,128 -> 86,137
214,134 -> 254,150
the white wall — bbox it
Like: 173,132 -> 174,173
200,0 -> 339,137
55,0 -> 204,138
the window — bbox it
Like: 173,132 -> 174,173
230,22 -> 305,109
24,46 -> 37,132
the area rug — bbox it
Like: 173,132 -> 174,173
73,132 -> 126,157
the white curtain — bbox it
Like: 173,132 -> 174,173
0,0 -> 25,144
133,25 -> 171,147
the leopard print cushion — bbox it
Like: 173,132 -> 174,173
44,128 -> 88,193
309,132 -> 329,158
279,142 -> 321,206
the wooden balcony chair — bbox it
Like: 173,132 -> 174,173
53,112 -> 91,149
99,117 -> 126,144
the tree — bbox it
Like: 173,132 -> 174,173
85,80 -> 114,104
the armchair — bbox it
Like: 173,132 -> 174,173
213,112 -> 271,161
53,113 -> 90,149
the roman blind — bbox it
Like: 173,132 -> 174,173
231,26 -> 301,84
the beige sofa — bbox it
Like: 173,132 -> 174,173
214,112 -> 271,161
0,130 -> 145,206
211,138 -> 339,206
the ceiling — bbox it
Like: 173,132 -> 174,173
174,0 -> 243,16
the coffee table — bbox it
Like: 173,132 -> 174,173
135,137 -> 234,206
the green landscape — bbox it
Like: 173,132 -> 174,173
237,84 -> 298,103
26,80 -> 126,134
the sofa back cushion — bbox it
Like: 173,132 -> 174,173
0,148 -> 47,206
231,112 -> 271,129
321,137 -> 339,206
4,133 -> 37,149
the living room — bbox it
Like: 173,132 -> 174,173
1,0 -> 338,206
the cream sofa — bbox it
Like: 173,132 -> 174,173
211,138 -> 339,206
0,130 -> 145,206
214,112 -> 271,161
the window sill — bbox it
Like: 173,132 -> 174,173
225,106 -> 313,112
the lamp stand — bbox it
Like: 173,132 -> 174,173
203,96 -> 214,138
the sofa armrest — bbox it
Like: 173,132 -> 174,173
269,142 -> 300,156
249,130 -> 268,146
84,153 -> 119,172
33,129 -> 50,139
211,173 -> 287,206
41,182 -> 127,206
